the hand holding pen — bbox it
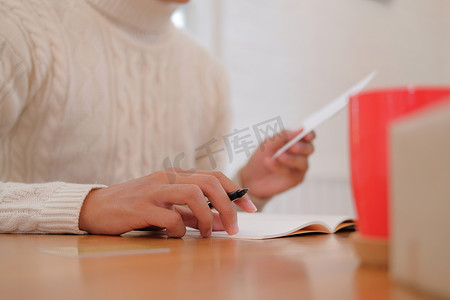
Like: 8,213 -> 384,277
79,169 -> 257,238
208,188 -> 249,209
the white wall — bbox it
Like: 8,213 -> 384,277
183,0 -> 450,214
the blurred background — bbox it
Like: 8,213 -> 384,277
172,0 -> 450,215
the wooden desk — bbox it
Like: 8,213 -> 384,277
0,232 -> 440,300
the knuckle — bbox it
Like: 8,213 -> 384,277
204,175 -> 221,188
164,213 -> 182,229
172,167 -> 183,173
162,168 -> 175,175
212,171 -> 226,180
183,184 -> 204,198
151,170 -> 173,182
156,168 -> 183,184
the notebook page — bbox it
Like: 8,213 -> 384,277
186,213 -> 354,240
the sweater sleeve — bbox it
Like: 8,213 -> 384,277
0,182 -> 106,234
0,13 -> 108,234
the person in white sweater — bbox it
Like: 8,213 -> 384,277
0,0 -> 315,237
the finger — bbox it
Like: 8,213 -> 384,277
174,170 -> 257,214
145,207 -> 186,238
199,170 -> 258,213
262,129 -> 312,158
172,206 -> 198,230
174,173 -> 239,235
211,213 -> 226,231
277,153 -> 309,173
264,156 -> 295,178
303,131 -> 316,142
265,155 -> 306,179
287,141 -> 315,156
284,128 -> 315,152
262,129 -> 303,152
174,206 -> 225,233
151,184 -> 214,237
199,171 -> 256,213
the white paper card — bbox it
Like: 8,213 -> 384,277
272,71 -> 376,159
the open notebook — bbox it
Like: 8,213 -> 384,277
186,212 -> 355,240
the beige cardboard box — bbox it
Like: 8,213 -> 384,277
390,101 -> 450,299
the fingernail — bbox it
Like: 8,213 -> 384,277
248,200 -> 258,212
204,228 -> 212,238
229,223 -> 239,235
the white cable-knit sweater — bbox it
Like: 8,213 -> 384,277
0,0 -> 231,234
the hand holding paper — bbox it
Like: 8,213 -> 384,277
239,128 -> 315,200
238,71 -> 375,203
272,71 -> 377,159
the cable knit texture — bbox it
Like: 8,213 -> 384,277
0,0 -> 230,233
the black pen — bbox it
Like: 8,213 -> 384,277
208,188 -> 249,209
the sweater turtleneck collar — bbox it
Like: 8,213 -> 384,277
86,0 -> 179,41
